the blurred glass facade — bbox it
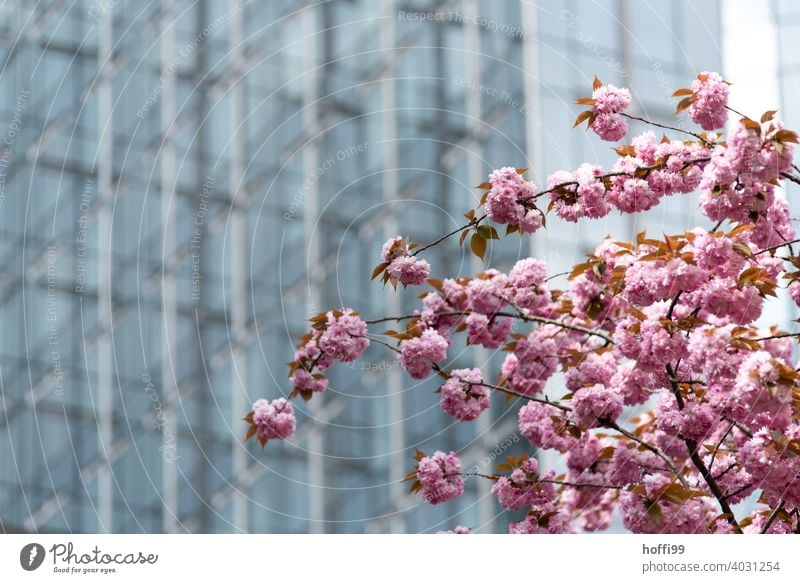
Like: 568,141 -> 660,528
0,0 -> 720,533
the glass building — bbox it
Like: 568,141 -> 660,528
0,0 -> 721,533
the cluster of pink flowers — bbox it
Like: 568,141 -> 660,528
291,309 -> 370,372
491,457 -> 557,510
399,328 -> 449,379
619,474 -> 717,534
439,368 -> 489,421
547,164 -> 610,222
547,131 -> 709,220
518,401 -> 576,452
565,351 -> 617,392
729,352 -> 794,430
508,509 -> 572,534
507,258 -> 551,314
741,427 -> 800,511
250,398 -> 296,442
590,83 -> 631,141
465,269 -> 508,314
381,236 -> 430,286
699,119 -> 795,240
688,71 -> 729,130
656,395 -> 716,442
484,167 -> 543,233
609,362 -> 660,406
571,384 -> 623,428
609,133 -> 708,213
416,451 -> 465,504
289,369 -> 329,394
465,312 -> 512,349
614,302 -> 687,371
501,326 -> 560,395
257,71 -> 800,536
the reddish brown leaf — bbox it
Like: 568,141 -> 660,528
371,261 -> 390,280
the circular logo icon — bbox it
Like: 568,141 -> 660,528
20,543 -> 46,571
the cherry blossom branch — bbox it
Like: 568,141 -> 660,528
467,380 -> 572,411
498,296 -> 614,345
524,157 -> 710,204
753,237 -> 800,256
364,334 -> 402,354
713,463 -> 738,482
466,471 -> 624,490
762,500 -> 786,534
371,328 -> 680,486
780,171 -> 800,187
754,332 -> 800,342
505,311 -> 614,345
356,338 -> 572,412
546,271 -> 570,282
666,291 -> 683,320
601,418 -> 690,490
685,438 -> 743,533
665,362 -> 743,533
708,422 -> 735,473
365,308 -> 614,345
539,479 -> 623,490
621,112 -> 712,146
411,214 -> 486,257
723,482 -> 752,501
724,104 -> 748,119
365,333 -> 581,415
407,154 -> 711,259
721,416 -> 754,438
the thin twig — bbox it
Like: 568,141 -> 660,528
621,112 -> 712,146
602,418 -> 690,490
708,422 -> 735,474
466,472 -> 623,490
411,214 -> 486,257
762,500 -> 786,534
754,236 -> 800,256
723,482 -> 752,501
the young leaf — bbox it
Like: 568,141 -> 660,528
371,261 -> 390,280
573,109 -> 593,128
470,233 -> 487,261
761,109 -> 778,123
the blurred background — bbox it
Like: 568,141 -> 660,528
0,0 -> 797,533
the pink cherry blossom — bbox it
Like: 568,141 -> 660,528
688,71 -> 729,131
290,369 -> 329,394
518,401 -> 576,452
440,368 -> 490,421
571,383 -> 623,428
387,255 -> 430,286
257,71 -> 800,536
416,451 -> 465,505
251,398 -> 296,442
399,328 -> 449,380
592,84 -> 631,114
491,457 -> 557,510
381,237 -> 431,286
318,309 -> 370,362
591,112 -> 628,142
484,167 -> 543,234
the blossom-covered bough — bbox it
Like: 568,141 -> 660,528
246,72 -> 800,534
